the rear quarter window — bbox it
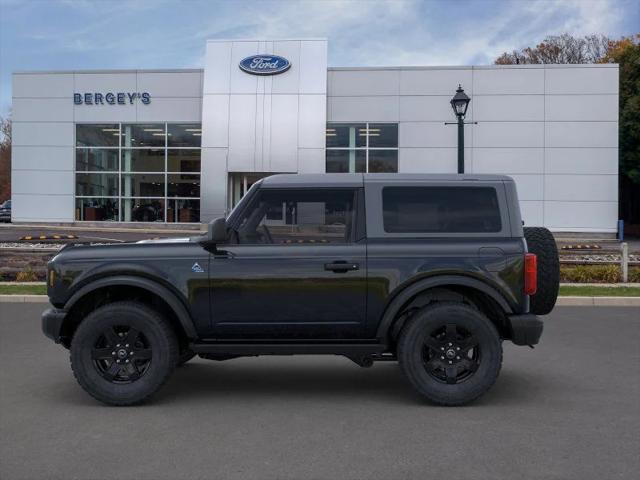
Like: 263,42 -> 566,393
382,186 -> 502,233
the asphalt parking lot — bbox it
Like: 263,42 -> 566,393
1,304 -> 639,480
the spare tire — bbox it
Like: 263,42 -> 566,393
524,227 -> 559,315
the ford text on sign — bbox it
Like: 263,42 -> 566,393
239,55 -> 291,75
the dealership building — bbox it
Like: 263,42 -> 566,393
11,38 -> 619,232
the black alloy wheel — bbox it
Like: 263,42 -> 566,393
398,302 -> 502,406
422,323 -> 480,385
91,325 -> 152,383
70,301 -> 178,406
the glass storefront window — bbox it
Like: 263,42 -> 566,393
121,149 -> 165,172
121,124 -> 166,147
122,198 -> 165,222
167,199 -> 200,223
76,173 -> 118,197
75,148 -> 118,172
121,174 -> 165,197
167,150 -> 200,172
75,123 -> 202,223
326,150 -> 366,173
325,123 -> 366,148
76,124 -> 120,147
368,123 -> 398,148
75,198 -> 119,221
368,150 -> 398,173
326,122 -> 398,173
168,124 -> 202,147
168,174 -> 200,197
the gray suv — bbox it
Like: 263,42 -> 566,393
42,174 -> 559,406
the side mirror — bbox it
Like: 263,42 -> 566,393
208,217 -> 227,243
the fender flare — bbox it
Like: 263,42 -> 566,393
64,275 -> 198,339
375,275 -> 513,340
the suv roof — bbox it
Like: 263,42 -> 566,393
260,173 -> 515,188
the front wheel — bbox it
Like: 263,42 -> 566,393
70,301 -> 178,406
398,302 -> 502,406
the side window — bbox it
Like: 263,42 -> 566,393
234,189 -> 356,245
382,186 -> 502,233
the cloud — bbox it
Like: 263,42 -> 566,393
0,0 -> 635,114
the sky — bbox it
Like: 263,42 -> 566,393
0,0 -> 638,115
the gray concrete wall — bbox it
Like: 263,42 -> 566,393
11,69 -> 203,222
200,39 -> 327,221
327,64 -> 619,233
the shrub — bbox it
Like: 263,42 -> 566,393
560,265 -> 640,283
15,269 -> 39,282
629,266 -> 640,283
560,265 -> 621,283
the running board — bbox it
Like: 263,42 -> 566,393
190,342 -> 387,357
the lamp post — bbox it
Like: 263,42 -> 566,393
447,85 -> 472,174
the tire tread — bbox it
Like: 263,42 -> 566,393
70,301 -> 178,406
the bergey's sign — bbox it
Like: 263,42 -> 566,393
74,92 -> 151,105
239,55 -> 291,75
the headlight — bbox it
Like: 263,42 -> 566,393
48,269 -> 56,287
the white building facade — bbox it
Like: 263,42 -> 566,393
11,38 -> 619,232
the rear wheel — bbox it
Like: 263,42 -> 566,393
398,302 -> 502,406
70,301 -> 178,406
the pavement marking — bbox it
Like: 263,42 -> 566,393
18,234 -> 77,241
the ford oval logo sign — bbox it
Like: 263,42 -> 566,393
239,55 -> 291,75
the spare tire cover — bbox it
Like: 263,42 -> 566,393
524,227 -> 560,315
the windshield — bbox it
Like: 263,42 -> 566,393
0,200 -> 10,208
226,180 -> 262,225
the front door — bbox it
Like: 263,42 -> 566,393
208,187 -> 366,339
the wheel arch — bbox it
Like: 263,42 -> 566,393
60,276 -> 197,347
376,275 -> 513,344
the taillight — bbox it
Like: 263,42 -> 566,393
524,253 -> 537,295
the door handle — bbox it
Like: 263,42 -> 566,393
324,261 -> 359,273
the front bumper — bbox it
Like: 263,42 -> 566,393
507,313 -> 543,346
41,307 -> 67,344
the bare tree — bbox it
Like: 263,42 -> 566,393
0,115 -> 11,202
495,34 -> 610,64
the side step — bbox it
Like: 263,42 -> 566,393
190,342 -> 387,357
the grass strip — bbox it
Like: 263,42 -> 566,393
0,284 -> 47,295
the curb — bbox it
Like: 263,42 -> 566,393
555,296 -> 640,306
0,295 -> 50,303
1,295 -> 639,306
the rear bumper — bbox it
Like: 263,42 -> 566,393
41,307 -> 67,344
507,313 -> 543,346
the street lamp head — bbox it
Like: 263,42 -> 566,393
450,84 -> 470,118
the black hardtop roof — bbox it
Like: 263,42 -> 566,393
260,173 -> 514,188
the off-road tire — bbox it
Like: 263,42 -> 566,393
398,302 -> 502,406
70,301 -> 178,406
524,226 -> 559,315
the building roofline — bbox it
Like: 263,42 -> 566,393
328,63 -> 618,71
13,62 -> 618,76
13,68 -> 204,75
206,38 -> 327,42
